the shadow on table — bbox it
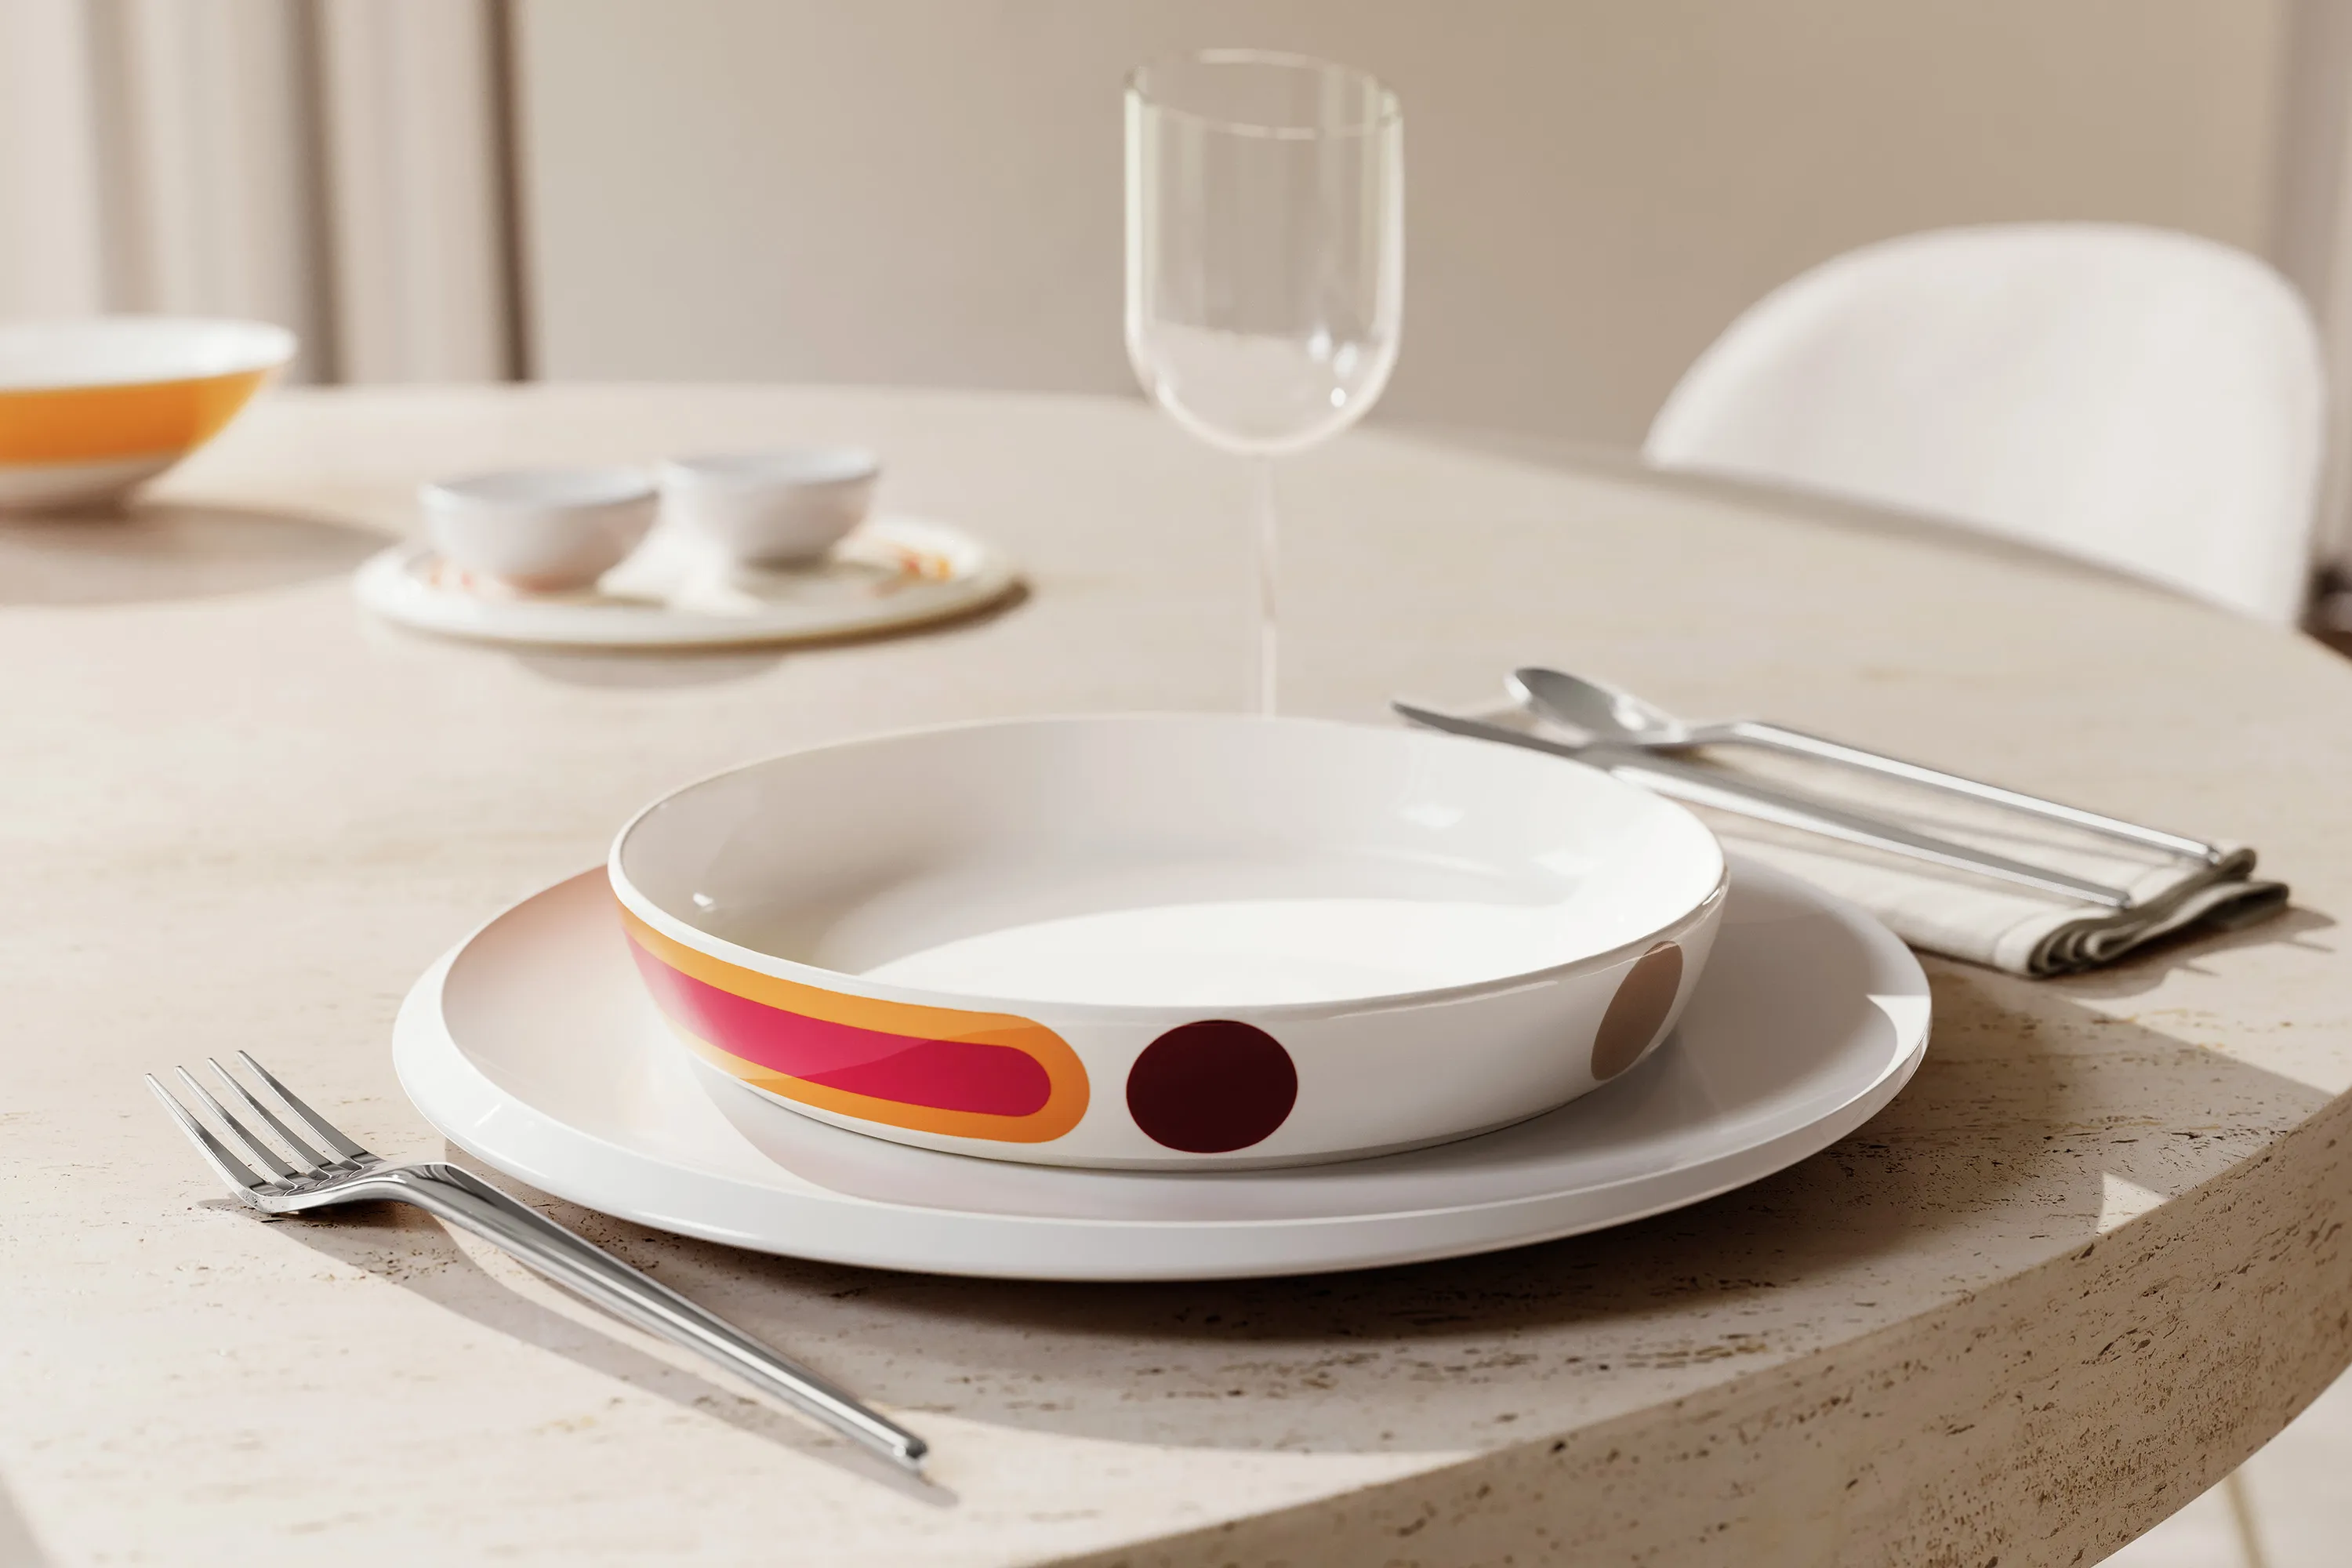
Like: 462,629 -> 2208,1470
261,1200 -> 953,1507
503,579 -> 1030,690
275,968 -> 2336,1464
0,502 -> 386,605
510,649 -> 788,688
2055,903 -> 2338,1000
1400,426 -> 2197,599
0,1472 -> 50,1568
503,971 -> 2334,1457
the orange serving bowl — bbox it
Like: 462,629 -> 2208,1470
0,316 -> 297,513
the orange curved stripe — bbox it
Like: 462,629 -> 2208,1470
0,370 -> 270,463
620,903 -> 1089,1142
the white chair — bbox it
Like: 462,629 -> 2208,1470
1645,223 -> 2326,625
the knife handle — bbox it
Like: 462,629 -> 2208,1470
1606,749 -> 2133,909
1392,702 -> 2134,909
1714,718 -> 2220,865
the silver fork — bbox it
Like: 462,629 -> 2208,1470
147,1051 -> 928,1474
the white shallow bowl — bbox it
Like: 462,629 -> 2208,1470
420,466 -> 659,593
609,714 -> 1727,1170
660,448 -> 879,565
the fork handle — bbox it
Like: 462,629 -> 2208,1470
1712,719 -> 2223,864
371,1163 -> 928,1472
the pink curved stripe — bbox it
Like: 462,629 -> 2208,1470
627,940 -> 1052,1117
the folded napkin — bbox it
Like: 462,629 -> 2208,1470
1457,702 -> 2288,978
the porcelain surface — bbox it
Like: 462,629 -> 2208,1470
354,511 -> 1015,648
609,714 -> 1727,1167
662,446 -> 879,564
419,466 -> 659,592
399,857 -> 1924,1278
0,315 -> 294,510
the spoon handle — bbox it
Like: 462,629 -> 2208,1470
1394,704 -> 2136,909
1711,720 -> 2222,865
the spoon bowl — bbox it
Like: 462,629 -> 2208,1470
1508,667 -> 1698,746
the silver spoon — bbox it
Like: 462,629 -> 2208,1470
1511,666 -> 2221,866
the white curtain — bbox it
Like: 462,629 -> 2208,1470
0,0 -> 517,383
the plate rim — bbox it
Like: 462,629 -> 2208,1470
354,511 -> 1019,650
393,855 -> 1931,1279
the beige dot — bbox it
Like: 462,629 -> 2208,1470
1590,941 -> 1684,1080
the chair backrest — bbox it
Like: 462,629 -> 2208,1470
1645,223 -> 2325,624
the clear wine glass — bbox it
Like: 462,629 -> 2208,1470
1125,50 -> 1403,714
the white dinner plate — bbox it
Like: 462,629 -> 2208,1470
354,513 -> 1017,649
393,856 -> 1930,1281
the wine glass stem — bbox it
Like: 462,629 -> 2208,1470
1254,456 -> 1278,716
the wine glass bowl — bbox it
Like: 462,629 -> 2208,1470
1124,52 -> 1403,456
1125,50 -> 1404,712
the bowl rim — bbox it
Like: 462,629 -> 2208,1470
421,465 -> 659,515
608,711 -> 1730,1025
0,314 -> 298,394
660,448 -> 881,492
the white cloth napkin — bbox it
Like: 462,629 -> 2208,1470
1455,702 -> 2288,978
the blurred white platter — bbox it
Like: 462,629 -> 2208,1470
393,856 -> 1931,1281
354,513 -> 1016,649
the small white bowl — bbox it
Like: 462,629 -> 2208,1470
661,448 -> 878,566
420,466 -> 658,593
611,714 -> 1727,1171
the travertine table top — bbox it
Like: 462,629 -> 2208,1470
2,384 -> 2347,1568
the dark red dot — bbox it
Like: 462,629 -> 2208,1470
1125,1020 -> 1298,1153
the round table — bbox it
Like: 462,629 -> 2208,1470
4,385 -> 2347,1566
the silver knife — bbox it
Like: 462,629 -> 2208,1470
1393,701 -> 2135,909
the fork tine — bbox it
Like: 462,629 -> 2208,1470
174,1065 -> 295,1180
206,1057 -> 327,1171
234,1051 -> 372,1162
146,1074 -> 270,1195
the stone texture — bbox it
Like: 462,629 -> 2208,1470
0,386 -> 2346,1566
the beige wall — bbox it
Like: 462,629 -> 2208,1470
514,0 -> 2292,447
